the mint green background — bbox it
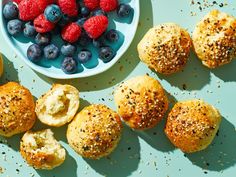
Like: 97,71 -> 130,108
1,0 -> 236,177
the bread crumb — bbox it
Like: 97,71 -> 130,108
0,166 -> 4,174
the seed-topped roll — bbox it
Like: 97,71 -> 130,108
114,75 -> 169,130
192,10 -> 236,68
165,99 -> 221,153
138,23 -> 192,74
0,82 -> 36,137
67,104 -> 122,159
36,84 -> 80,127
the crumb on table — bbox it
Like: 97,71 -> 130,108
0,166 -> 4,174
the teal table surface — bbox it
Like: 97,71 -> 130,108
1,0 -> 236,177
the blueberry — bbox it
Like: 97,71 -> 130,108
76,17 -> 87,26
117,4 -> 132,18
61,44 -> 77,57
80,6 -> 90,17
23,22 -> 36,37
27,44 -> 42,63
44,44 -> 59,59
77,30 -> 92,47
35,33 -> 51,46
77,50 -> 92,63
99,46 -> 115,62
106,29 -> 119,42
44,4 -> 62,23
91,9 -> 107,16
61,57 -> 77,74
93,38 -> 105,48
7,19 -> 23,36
58,14 -> 71,27
3,2 -> 18,20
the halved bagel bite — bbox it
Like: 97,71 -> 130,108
36,84 -> 80,127
20,129 -> 66,170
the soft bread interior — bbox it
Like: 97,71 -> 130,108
36,84 -> 79,126
22,129 -> 66,169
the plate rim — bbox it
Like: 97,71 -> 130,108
0,0 -> 140,79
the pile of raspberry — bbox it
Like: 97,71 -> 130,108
3,0 -> 133,74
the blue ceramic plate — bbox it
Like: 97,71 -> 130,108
0,0 -> 140,79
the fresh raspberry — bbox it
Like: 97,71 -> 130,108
83,0 -> 100,10
83,15 -> 109,39
47,0 -> 56,3
58,0 -> 78,17
18,0 -> 41,21
34,14 -> 55,33
37,0 -> 56,12
13,0 -> 22,4
61,23 -> 82,43
100,0 -> 118,12
18,0 -> 55,21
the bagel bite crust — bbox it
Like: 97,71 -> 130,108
138,23 -> 192,74
114,75 -> 169,130
165,100 -> 221,153
0,82 -> 36,137
67,104 -> 122,159
192,10 -> 236,68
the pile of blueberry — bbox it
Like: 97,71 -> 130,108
3,1 -> 133,74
